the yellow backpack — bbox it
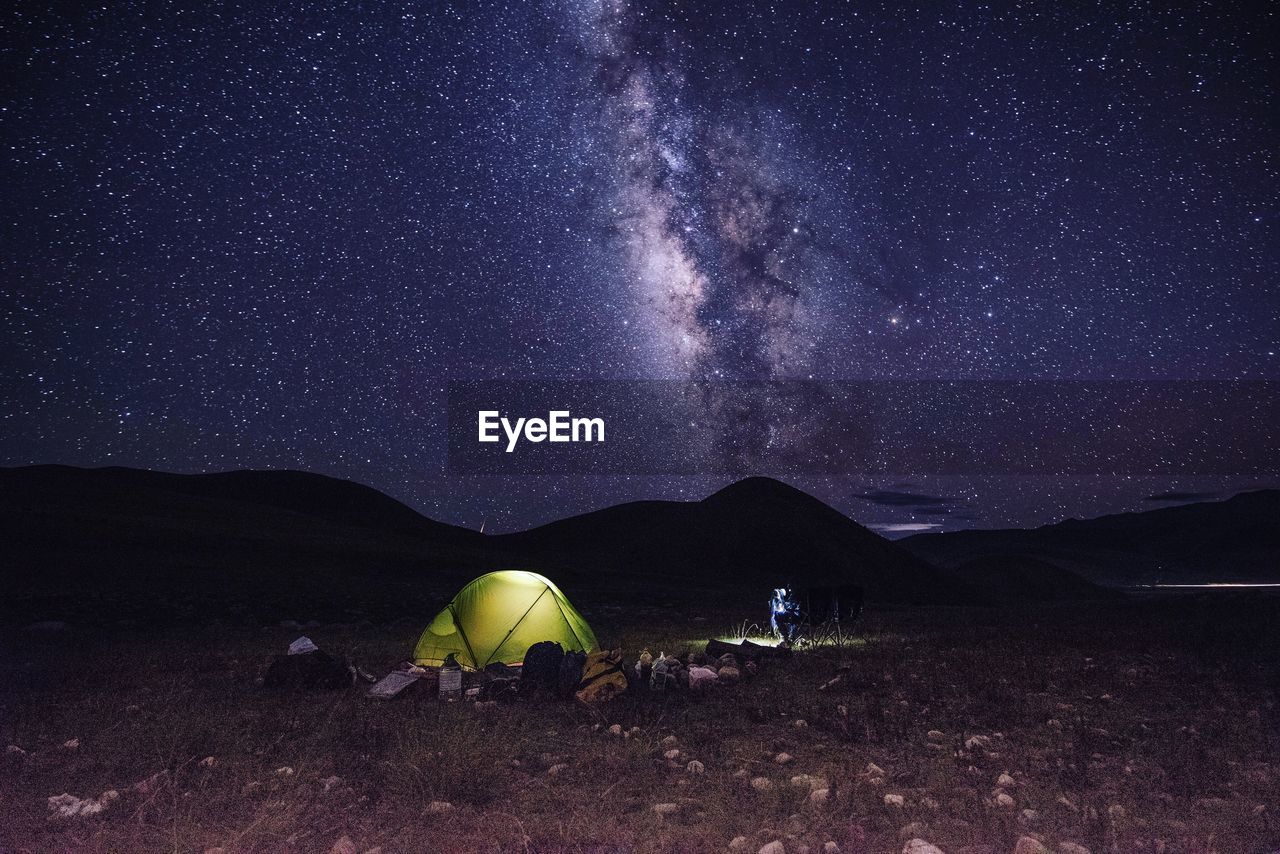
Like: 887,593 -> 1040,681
575,649 -> 627,704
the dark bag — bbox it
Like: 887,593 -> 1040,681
521,641 -> 564,693
558,650 -> 587,698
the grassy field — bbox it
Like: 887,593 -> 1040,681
2,595 -> 1278,853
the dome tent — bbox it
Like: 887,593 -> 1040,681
413,570 -> 598,670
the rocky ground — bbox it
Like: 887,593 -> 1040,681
1,595 -> 1277,853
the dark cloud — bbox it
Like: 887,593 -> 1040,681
1143,491 -> 1220,503
853,489 -> 954,508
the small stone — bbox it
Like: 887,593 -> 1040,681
661,735 -> 679,747
902,841 -> 945,854
322,775 -> 342,793
1058,844 -> 1091,854
774,752 -> 793,765
1056,795 -> 1078,812
927,730 -> 944,741
758,842 -> 785,854
664,749 -> 682,760
793,719 -> 807,728
729,836 -> 751,851
884,793 -> 905,808
997,773 -> 1016,787
1018,808 -> 1039,825
1013,837 -> 1051,854
964,735 -> 991,750
899,821 -> 928,840
823,844 -> 841,854
808,788 -> 829,805
751,776 -> 773,792
7,745 -> 28,757
921,797 -> 940,810
1107,804 -> 1126,822
199,756 -> 217,767
330,836 -> 358,854
62,738 -> 80,750
653,802 -> 679,815
607,724 -> 622,735
996,791 -> 1015,808
424,800 -> 454,815
547,763 -> 568,776
865,762 -> 886,777
686,759 -> 704,774
275,766 -> 294,777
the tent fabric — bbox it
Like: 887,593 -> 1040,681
413,570 -> 598,670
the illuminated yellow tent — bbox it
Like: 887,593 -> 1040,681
413,570 -> 598,670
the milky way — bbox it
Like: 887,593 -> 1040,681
572,0 -> 828,381
1,0 -> 1275,531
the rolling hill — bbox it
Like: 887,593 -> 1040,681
902,489 -> 1280,584
0,467 -> 974,625
495,476 -> 976,604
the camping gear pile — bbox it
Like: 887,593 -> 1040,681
263,570 -> 792,707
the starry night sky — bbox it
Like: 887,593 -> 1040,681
2,1 -> 1276,534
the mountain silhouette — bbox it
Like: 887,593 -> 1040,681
495,476 -> 975,603
902,489 -> 1280,584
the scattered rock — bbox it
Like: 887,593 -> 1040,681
275,766 -> 294,777
884,793 -> 905,808
899,821 -> 929,840
607,724 -> 622,736
921,797 -> 940,811
751,776 -> 774,792
7,744 -> 28,758
1058,844 -> 1091,854
547,763 -> 568,776
1013,837 -> 1051,854
653,802 -> 679,815
759,842 -> 785,854
199,756 -> 217,767
661,735 -> 679,748
1056,795 -> 1078,812
1018,808 -> 1039,825
902,840 -> 945,854
823,844 -> 841,854
927,730 -> 944,741
47,790 -> 119,818
808,788 -> 829,806
330,836 -> 358,854
664,749 -> 682,761
790,773 -> 828,791
793,719 -> 807,728
964,735 -> 991,750
995,791 -> 1015,808
997,773 -> 1016,788
686,759 -> 705,774
774,752 -> 793,765
62,738 -> 80,750
322,775 -> 342,793
1106,804 -> 1126,822
424,800 -> 454,815
729,836 -> 750,851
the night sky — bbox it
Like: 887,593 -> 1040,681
2,1 -> 1276,534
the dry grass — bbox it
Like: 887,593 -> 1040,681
1,597 -> 1278,853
